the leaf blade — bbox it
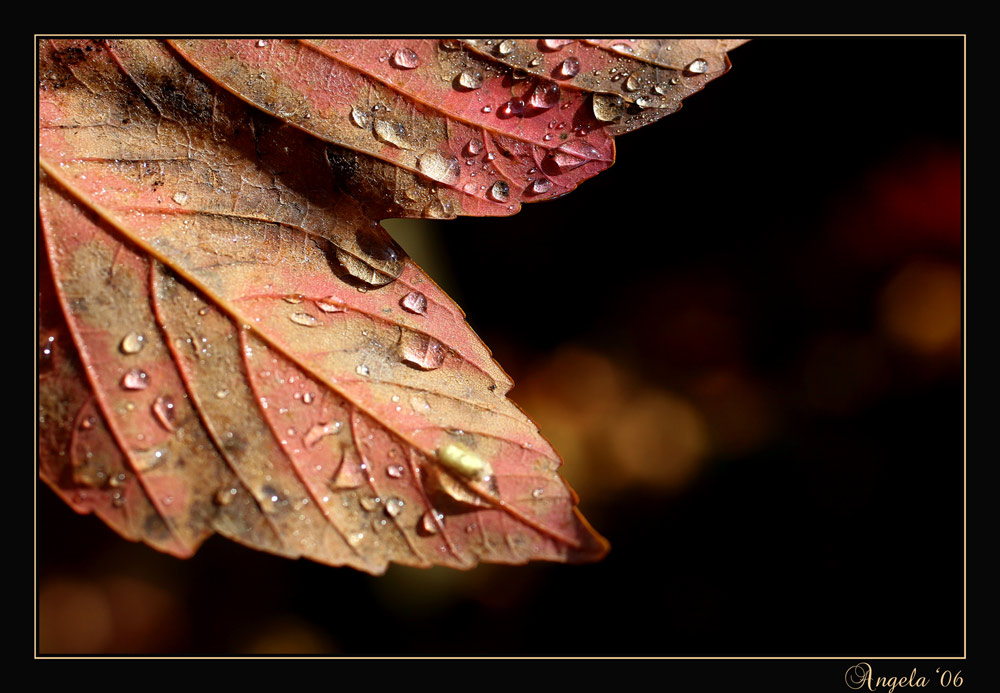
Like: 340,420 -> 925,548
39,38 -> 613,572
169,38 -> 617,217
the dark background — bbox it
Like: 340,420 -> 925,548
37,37 -> 964,660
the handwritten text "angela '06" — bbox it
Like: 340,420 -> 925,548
845,662 -> 964,693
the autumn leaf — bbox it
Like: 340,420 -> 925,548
37,38 -> 745,574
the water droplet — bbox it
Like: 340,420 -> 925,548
654,82 -> 671,95
610,43 -> 634,55
373,118 -> 411,149
421,509 -> 444,534
635,96 -> 653,108
356,364 -> 370,377
532,178 -> 552,194
289,312 -> 319,327
529,56 -> 543,67
333,247 -> 398,287
172,191 -> 188,205
304,420 -> 342,447
303,391 -> 315,404
592,93 -> 626,122
384,497 -> 405,518
423,197 -> 455,219
457,70 -> 483,90
386,464 -> 405,479
39,335 -> 55,367
550,140 -> 600,172
557,57 -> 580,78
465,139 -> 483,157
120,332 -> 145,354
560,140 -> 601,160
436,442 -> 491,480
489,180 -> 510,202
550,148 -> 584,171
215,487 -> 238,505
215,389 -> 229,399
418,151 -> 461,186
152,395 -> 176,431
498,39 -> 516,55
360,495 -> 381,512
315,296 -> 346,313
409,394 -> 430,412
400,291 -> 427,315
686,59 -> 708,74
542,39 -> 574,51
529,81 -> 560,109
398,331 -> 446,371
481,105 -> 492,114
350,107 -> 371,129
121,370 -> 149,390
624,74 -> 641,92
501,99 -> 525,117
531,487 -> 545,499
392,47 -> 419,69
79,416 -> 95,430
440,39 -> 462,51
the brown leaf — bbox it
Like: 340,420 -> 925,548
38,38 -> 744,573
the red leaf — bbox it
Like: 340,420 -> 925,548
38,38 -> 744,573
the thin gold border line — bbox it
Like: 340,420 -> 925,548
34,33 -> 968,662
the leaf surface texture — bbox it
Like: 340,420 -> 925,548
38,38 -> 743,572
